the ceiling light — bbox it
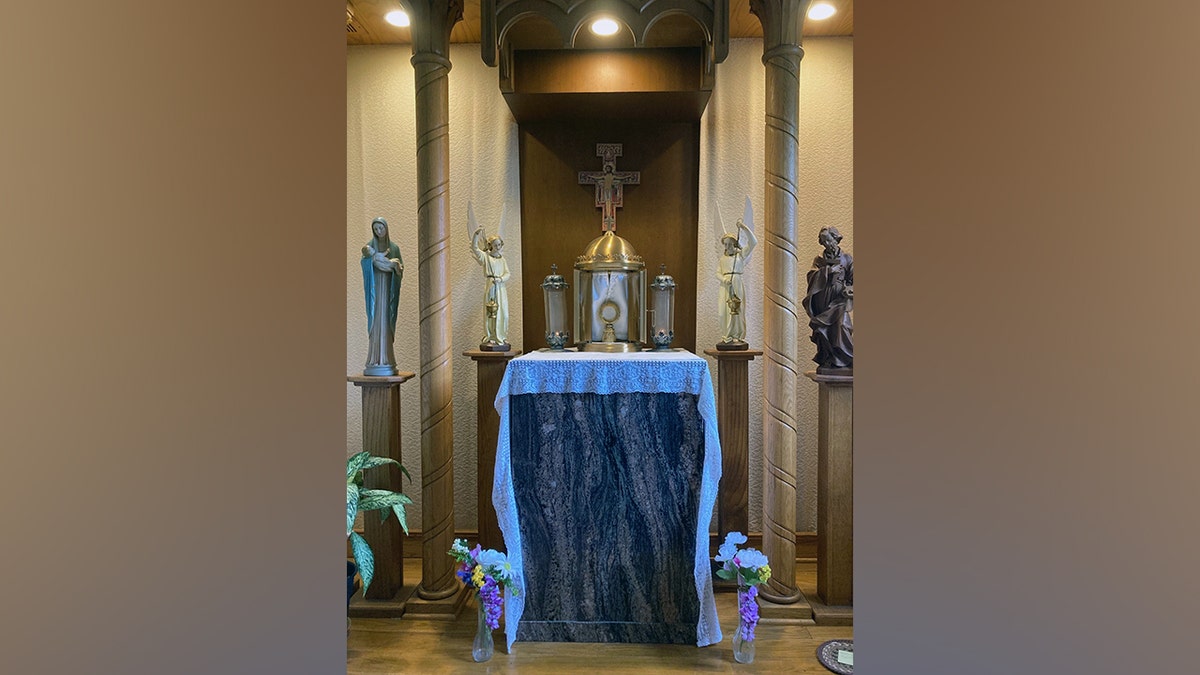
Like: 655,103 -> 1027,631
807,3 -> 836,20
385,10 -> 410,27
590,18 -> 619,36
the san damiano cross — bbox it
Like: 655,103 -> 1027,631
578,143 -> 640,232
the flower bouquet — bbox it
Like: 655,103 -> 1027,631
449,539 -> 519,662
715,532 -> 772,664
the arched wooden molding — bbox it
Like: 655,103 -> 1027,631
482,0 -> 728,89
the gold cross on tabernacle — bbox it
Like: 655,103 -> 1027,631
577,143 -> 640,232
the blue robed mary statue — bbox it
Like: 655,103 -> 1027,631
361,217 -> 403,376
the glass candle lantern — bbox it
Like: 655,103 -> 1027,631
649,264 -> 676,350
541,264 -> 570,350
574,231 -> 646,353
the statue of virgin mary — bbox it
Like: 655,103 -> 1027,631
361,217 -> 404,376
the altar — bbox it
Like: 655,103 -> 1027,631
492,350 -> 723,649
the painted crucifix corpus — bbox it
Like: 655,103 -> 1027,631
578,143 -> 640,232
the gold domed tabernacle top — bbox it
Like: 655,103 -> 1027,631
575,231 -> 645,271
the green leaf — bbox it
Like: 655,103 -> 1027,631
391,503 -> 409,535
346,483 -> 359,537
358,490 -> 413,512
350,532 -> 374,595
361,456 -> 412,484
359,489 -> 409,499
716,568 -> 736,581
740,569 -> 763,586
347,451 -> 370,479
362,455 -> 398,470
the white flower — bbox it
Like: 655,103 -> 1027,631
737,548 -> 769,571
716,531 -> 748,564
477,549 -> 508,576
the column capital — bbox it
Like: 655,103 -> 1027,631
401,0 -> 464,60
749,0 -> 811,56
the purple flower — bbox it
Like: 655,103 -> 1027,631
479,577 -> 504,630
738,587 -> 759,641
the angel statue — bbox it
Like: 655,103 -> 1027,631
468,201 -> 512,351
714,197 -> 759,349
361,217 -> 404,376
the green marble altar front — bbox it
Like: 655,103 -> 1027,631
510,391 -> 703,642
492,351 -> 723,648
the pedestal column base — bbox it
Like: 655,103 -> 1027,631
808,596 -> 853,626
465,349 -> 521,551
403,584 -> 472,620
757,592 -> 814,623
347,372 -> 415,603
806,369 -> 854,609
347,583 -> 419,619
703,349 -> 761,541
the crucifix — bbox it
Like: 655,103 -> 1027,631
578,143 -> 640,232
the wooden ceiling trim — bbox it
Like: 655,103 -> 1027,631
348,0 -> 850,46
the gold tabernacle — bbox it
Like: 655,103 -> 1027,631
574,231 -> 647,352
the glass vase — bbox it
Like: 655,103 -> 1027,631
472,601 -> 494,662
732,584 -> 757,664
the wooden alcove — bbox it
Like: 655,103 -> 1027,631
483,0 -> 728,352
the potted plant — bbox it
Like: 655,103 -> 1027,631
346,450 -> 413,599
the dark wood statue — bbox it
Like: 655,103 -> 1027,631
802,227 -> 853,373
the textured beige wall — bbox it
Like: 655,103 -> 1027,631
699,37 -> 853,533
347,37 -> 851,534
347,44 -> 522,533
797,37 -> 853,532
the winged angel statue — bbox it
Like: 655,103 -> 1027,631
715,197 -> 758,348
468,201 -> 512,350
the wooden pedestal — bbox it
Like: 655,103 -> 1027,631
805,370 -> 853,624
702,349 -> 761,540
465,349 -> 521,551
347,372 -> 415,616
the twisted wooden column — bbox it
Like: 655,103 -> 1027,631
404,0 -> 463,602
751,0 -> 808,606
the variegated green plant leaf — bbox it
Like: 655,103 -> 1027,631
358,490 -> 413,512
361,456 -> 413,483
361,455 -> 398,470
349,531 -> 374,595
391,503 -> 409,535
346,451 -> 370,479
346,483 -> 360,537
